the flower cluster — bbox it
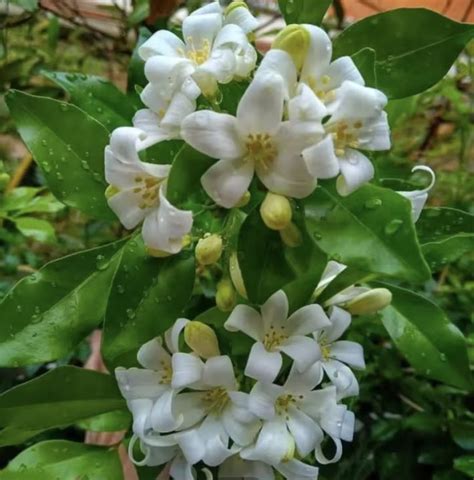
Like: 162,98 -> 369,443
116,262 -> 393,479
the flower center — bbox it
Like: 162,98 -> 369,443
244,133 -> 277,171
263,325 -> 288,351
186,37 -> 211,66
328,121 -> 363,156
203,387 -> 230,414
276,393 -> 304,418
306,74 -> 335,101
320,343 -> 331,362
132,175 -> 162,210
158,360 -> 172,385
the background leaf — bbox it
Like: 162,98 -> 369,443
278,0 -> 332,26
12,217 -> 56,243
454,456 -> 474,477
6,90 -> 114,220
128,27 -> 152,94
333,9 -> 474,98
379,284 -> 472,390
8,0 -> 38,12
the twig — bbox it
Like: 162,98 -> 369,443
6,154 -> 33,193
461,1 -> 473,22
358,0 -> 382,13
398,394 -> 425,413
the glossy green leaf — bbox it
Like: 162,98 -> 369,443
0,239 -> 125,366
76,409 -> 131,433
351,47 -> 377,88
303,184 -> 431,283
6,90 -> 114,220
44,71 -> 136,131
0,367 -> 124,430
278,0 -> 332,26
450,420 -> 474,451
379,284 -> 472,390
0,427 -> 43,448
0,441 -> 123,480
238,206 -> 327,308
13,217 -> 56,243
128,27 -> 152,93
333,9 -> 474,98
454,456 -> 474,477
102,236 -> 195,370
417,207 -> 474,270
9,0 -> 38,12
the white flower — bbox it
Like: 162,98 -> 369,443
181,73 -> 322,208
397,165 -> 436,222
245,363 -> 355,466
171,355 -> 261,467
115,318 -> 199,436
313,307 -> 365,399
139,9 -> 257,101
225,290 -> 330,383
302,80 -> 390,196
105,127 -> 193,254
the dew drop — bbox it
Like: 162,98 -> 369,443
384,219 -> 403,235
365,198 -> 382,210
96,254 -> 110,271
126,308 -> 136,320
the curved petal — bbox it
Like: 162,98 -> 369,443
203,355 -> 237,389
137,337 -> 171,370
236,73 -> 285,137
171,352 -> 204,389
197,48 -> 236,84
222,407 -> 261,446
115,367 -> 166,400
225,5 -> 259,33
336,148 -> 374,196
261,290 -> 289,332
181,111 -> 243,160
249,381 -> 281,420
139,30 -> 186,60
201,157 -> 254,208
219,456 -> 274,480
162,91 -> 198,130
106,187 -> 148,229
202,433 -> 236,467
173,392 -> 207,430
176,429 -> 206,465
245,342 -> 282,383
324,306 -> 352,343
224,304 -> 264,341
169,454 -> 196,480
301,24 -> 332,80
133,109 -> 171,150
284,361 -> 324,394
358,111 -> 391,151
289,83 -> 327,122
287,406 -> 323,457
143,443 -> 177,467
278,336 -> 320,373
323,360 -> 359,398
128,398 -> 153,438
140,83 -> 171,116
165,317 -> 189,354
191,1 -> 221,15
320,405 -> 355,441
286,304 -> 331,336
256,49 -> 297,99
275,459 -> 320,480
151,389 -> 182,432
299,386 -> 337,420
315,436 -> 343,465
183,12 -> 222,55
144,56 -> 194,95
325,56 -> 364,90
331,340 -> 365,369
234,42 -> 258,78
303,135 -> 340,179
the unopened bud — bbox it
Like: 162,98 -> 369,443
346,288 -> 392,315
216,278 -> 236,312
184,321 -> 220,359
229,252 -> 247,298
224,1 -> 248,15
195,234 -> 223,266
0,173 -> 10,191
272,24 -> 310,71
235,191 -> 251,208
260,193 -> 292,231
105,184 -> 119,199
280,222 -> 303,247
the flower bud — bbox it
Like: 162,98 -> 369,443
272,24 -> 310,71
105,185 -> 119,199
346,288 -> 393,315
280,222 -> 303,248
184,321 -> 220,359
229,252 -> 247,299
235,191 -> 251,208
195,234 -> 223,266
224,1 -> 248,16
0,172 -> 11,191
260,193 -> 292,231
216,278 -> 236,312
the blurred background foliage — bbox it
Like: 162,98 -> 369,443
0,1 -> 473,479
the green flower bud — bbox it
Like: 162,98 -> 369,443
216,278 -> 237,312
229,252 -> 248,299
260,192 -> 292,231
235,191 -> 251,208
224,1 -> 248,16
280,222 -> 303,248
195,234 -> 223,266
184,321 -> 220,359
272,24 -> 310,71
105,185 -> 120,199
346,288 -> 393,315
0,172 -> 11,191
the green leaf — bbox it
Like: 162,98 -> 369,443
76,409 -> 131,433
0,239 -> 125,366
102,237 -> 195,370
0,187 -> 41,212
13,217 -> 56,243
379,284 -> 472,390
9,0 -> 38,12
44,72 -> 136,132
351,47 -> 377,88
0,367 -> 124,430
303,183 -> 431,283
6,90 -> 114,220
0,427 -> 44,448
278,0 -> 332,26
417,207 -> 474,270
128,27 -> 152,93
450,420 -> 474,451
454,456 -> 474,477
333,9 -> 474,98
238,206 -> 327,307
0,440 -> 123,480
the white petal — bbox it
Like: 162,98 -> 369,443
139,30 -> 186,60
236,73 -> 285,137
300,386 -> 337,420
165,317 -> 189,354
203,355 -> 237,389
225,5 -> 259,33
301,24 -> 332,80
336,148 -> 374,196
224,304 -> 264,341
261,290 -> 289,332
191,1 -> 221,15
219,457 -> 274,480
316,261 -> 347,294
275,459 -> 320,480
115,367 -> 166,400
144,56 -> 194,96
201,157 -> 254,208
181,111 -> 243,160
287,406 -> 323,457
289,83 -> 327,122
173,392 -> 207,430
303,135 -> 340,179
324,306 -> 352,343
245,342 -> 282,383
151,389 -> 182,432
399,190 -> 428,223
278,336 -> 320,373
176,429 -> 206,465
140,84 -> 171,116
202,433 -> 236,467
169,454 -> 196,480
214,23 -> 250,50
256,49 -> 297,99
284,362 -> 324,394
161,91 -> 198,130
143,443 -> 177,467
286,304 -> 331,336
331,340 -> 365,369
137,337 -> 171,370
249,381 -> 281,420
183,12 -> 222,54
197,48 -> 236,84
128,399 -> 153,438
323,360 -> 359,398
171,352 -> 204,389
325,56 -> 364,90
133,109 -> 171,150
234,42 -> 258,78
358,111 -> 391,151
222,406 -> 261,446
315,437 -> 343,465
320,405 -> 355,441
107,188 -> 148,229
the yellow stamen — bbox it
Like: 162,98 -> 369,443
244,133 -> 277,172
203,387 -> 230,414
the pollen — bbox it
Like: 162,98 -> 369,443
263,325 -> 288,351
307,74 -> 333,100
203,387 -> 230,414
186,37 -> 211,66
245,133 -> 277,171
321,343 -> 331,362
276,394 -> 297,415
158,360 -> 172,385
134,175 -> 162,210
329,121 -> 361,156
